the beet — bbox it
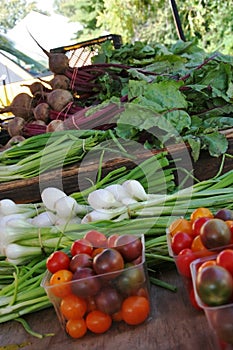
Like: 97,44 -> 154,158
29,32 -> 69,74
33,102 -> 50,123
7,117 -> 26,137
46,89 -> 73,112
48,75 -> 71,90
21,82 -> 48,96
0,93 -> 33,120
46,119 -> 64,132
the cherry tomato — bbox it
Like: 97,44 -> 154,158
225,220 -> 233,243
196,265 -> 233,306
49,269 -> 73,298
84,230 -> 108,248
114,234 -> 142,262
70,238 -> 93,257
111,310 -> 123,322
190,207 -> 214,223
93,248 -> 124,277
66,318 -> 87,339
115,264 -> 145,296
216,249 -> 233,276
86,310 -> 112,334
198,260 -> 216,273
171,231 -> 193,255
191,217 -> 211,237
175,248 -> 196,277
168,218 -> 193,237
200,218 -> 231,249
121,295 -> 150,325
215,208 -> 233,221
71,267 -> 101,298
46,251 -> 70,274
94,287 -> 122,315
91,247 -> 105,259
69,253 -> 93,272
107,234 -> 119,248
60,294 -> 87,319
191,235 -> 213,258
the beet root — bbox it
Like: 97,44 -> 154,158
0,93 -> 34,120
48,75 -> 71,90
7,117 -> 26,137
33,102 -> 50,123
46,89 -> 74,112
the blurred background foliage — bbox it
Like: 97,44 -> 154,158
1,0 -> 232,55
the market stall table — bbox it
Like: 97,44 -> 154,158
0,267 -> 217,350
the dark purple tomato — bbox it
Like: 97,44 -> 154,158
114,264 -> 145,296
95,287 -> 122,315
215,209 -> 233,221
196,265 -> 233,306
69,253 -> 93,272
93,248 -> 124,278
71,267 -> 101,297
114,234 -> 142,262
200,218 -> 231,249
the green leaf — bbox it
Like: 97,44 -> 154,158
201,132 -> 228,157
186,136 -> 201,162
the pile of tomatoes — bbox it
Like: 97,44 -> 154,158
167,207 -> 233,309
45,230 -> 150,339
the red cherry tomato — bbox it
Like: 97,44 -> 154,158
46,250 -> 70,274
176,248 -> 196,277
84,230 -> 108,248
216,249 -> 233,277
171,231 -> 193,255
192,217 -> 211,237
70,238 -> 93,257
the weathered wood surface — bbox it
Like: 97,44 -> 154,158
0,131 -> 232,204
0,267 -> 219,350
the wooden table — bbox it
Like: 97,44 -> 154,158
0,266 -> 219,350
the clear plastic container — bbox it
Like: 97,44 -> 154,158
190,255 -> 233,350
41,234 -> 151,338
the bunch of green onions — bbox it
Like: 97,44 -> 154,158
0,152 -> 233,336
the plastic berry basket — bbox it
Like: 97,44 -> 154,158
41,234 -> 151,339
190,256 -> 233,349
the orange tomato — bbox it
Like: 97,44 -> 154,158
198,260 -> 216,273
60,294 -> 87,320
49,269 -> 73,298
121,295 -> 150,326
66,318 -> 87,338
190,207 -> 214,223
111,310 -> 123,322
168,218 -> 193,237
86,310 -> 112,334
191,235 -> 213,258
